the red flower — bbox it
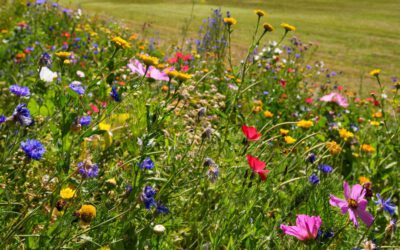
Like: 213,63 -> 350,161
279,79 -> 287,87
242,125 -> 261,141
246,155 -> 269,181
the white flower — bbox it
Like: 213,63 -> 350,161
153,224 -> 166,234
76,70 -> 85,78
40,67 -> 58,82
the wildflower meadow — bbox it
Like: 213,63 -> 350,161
0,1 -> 399,249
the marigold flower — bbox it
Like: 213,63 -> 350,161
338,128 -> 354,141
60,187 -> 75,200
280,214 -> 322,240
253,106 -> 262,113
161,85 -> 169,92
372,112 -> 382,118
111,36 -> 131,49
280,129 -> 289,136
326,141 -> 342,155
263,23 -> 274,32
176,72 -> 192,81
55,51 -> 71,59
77,204 -> 96,224
359,176 -> 371,186
297,120 -> 313,129
139,54 -> 159,66
223,17 -> 237,26
361,144 -> 375,153
284,136 -> 296,144
263,110 -> 273,118
281,22 -> 296,32
254,9 -> 266,17
16,52 -> 26,60
369,69 -> 381,77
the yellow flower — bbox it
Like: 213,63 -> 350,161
98,247 -> 110,250
297,120 -> 313,129
281,23 -> 296,32
253,106 -> 262,113
263,23 -> 274,32
77,204 -> 96,224
139,54 -> 159,66
369,69 -> 381,77
60,187 -> 75,200
284,136 -> 296,144
372,112 -> 382,118
280,129 -> 289,136
111,36 -> 131,49
176,72 -> 192,81
55,51 -> 71,59
359,176 -> 371,185
166,70 -> 179,79
254,9 -> 266,17
338,128 -> 354,141
370,121 -> 380,126
361,144 -> 375,153
326,141 -> 342,155
263,110 -> 273,118
223,17 -> 237,26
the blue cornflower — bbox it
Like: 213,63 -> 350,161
0,115 -> 6,123
21,139 -> 45,160
375,193 -> 396,215
110,85 -> 121,102
9,84 -> 30,96
69,81 -> 85,95
309,174 -> 319,185
308,153 -> 316,164
12,104 -> 33,126
79,116 -> 91,126
139,157 -> 154,170
77,161 -> 99,178
318,164 -> 333,173
141,186 -> 157,209
156,203 -> 169,214
39,52 -> 52,67
350,124 -> 359,132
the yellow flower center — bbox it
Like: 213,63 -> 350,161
347,198 -> 358,209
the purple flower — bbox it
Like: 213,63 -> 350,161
110,85 -> 121,102
77,161 -> 99,178
156,203 -> 169,214
318,164 -> 333,173
308,153 -> 316,163
139,157 -> 154,170
375,193 -> 396,215
141,186 -> 157,209
329,181 -> 374,227
0,115 -> 6,123
9,84 -> 30,96
69,81 -> 85,95
39,52 -> 52,67
309,174 -> 319,185
280,214 -> 322,241
21,139 -> 45,160
79,116 -> 91,126
13,104 -> 33,126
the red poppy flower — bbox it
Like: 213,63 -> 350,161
242,125 -> 261,141
246,155 -> 269,181
279,79 -> 287,87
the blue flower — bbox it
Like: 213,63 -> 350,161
318,164 -> 333,173
141,186 -> 157,209
156,203 -> 169,214
0,115 -> 6,123
9,84 -> 30,96
79,116 -> 91,126
308,153 -> 316,163
309,174 -> 319,185
139,157 -> 154,170
69,81 -> 85,95
13,104 -> 33,126
110,85 -> 121,102
21,139 -> 45,160
39,52 -> 52,67
375,193 -> 396,215
77,161 -> 99,178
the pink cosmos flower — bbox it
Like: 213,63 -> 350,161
127,59 -> 169,81
329,181 -> 374,227
280,214 -> 322,241
320,92 -> 349,108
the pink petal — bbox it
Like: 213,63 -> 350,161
350,184 -> 365,200
357,208 -> 374,227
280,225 -> 307,241
329,194 -> 347,211
343,181 -> 350,200
348,209 -> 359,228
320,93 -> 335,102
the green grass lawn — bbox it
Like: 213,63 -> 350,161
61,0 -> 400,87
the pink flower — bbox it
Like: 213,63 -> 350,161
329,181 -> 374,227
320,92 -> 349,108
280,214 -> 322,241
127,59 -> 169,81
246,155 -> 269,181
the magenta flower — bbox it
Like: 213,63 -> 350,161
329,181 -> 374,227
320,92 -> 349,108
280,214 -> 322,241
127,59 -> 169,81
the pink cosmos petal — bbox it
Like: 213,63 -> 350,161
350,184 -> 365,201
280,225 -> 307,240
329,194 -> 347,210
343,181 -> 351,200
320,93 -> 335,102
357,208 -> 374,227
348,209 -> 358,227
281,215 -> 321,241
320,92 -> 349,108
128,59 -> 146,76
149,67 -> 169,81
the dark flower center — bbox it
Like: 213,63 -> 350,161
347,198 -> 358,209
